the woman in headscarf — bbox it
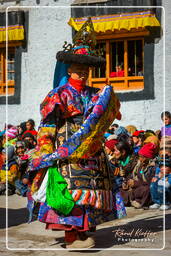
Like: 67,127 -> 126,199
0,146 -> 19,195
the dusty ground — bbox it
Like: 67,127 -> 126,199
0,194 -> 171,256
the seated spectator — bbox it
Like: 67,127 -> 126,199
105,139 -> 118,160
14,141 -> 29,196
106,140 -> 138,188
160,111 -> 171,137
150,155 -> 171,210
17,122 -> 27,140
120,143 -> 156,209
160,136 -> 171,151
150,137 -> 171,210
143,135 -> 159,156
22,119 -> 38,139
22,132 -> 37,150
132,130 -> 145,154
0,146 -> 19,195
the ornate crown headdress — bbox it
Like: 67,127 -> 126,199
56,17 -> 105,67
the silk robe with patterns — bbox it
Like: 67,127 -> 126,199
28,82 -> 126,228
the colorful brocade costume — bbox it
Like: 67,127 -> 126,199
28,82 -> 126,230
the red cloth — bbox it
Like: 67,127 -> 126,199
0,153 -> 4,169
132,130 -> 144,137
22,130 -> 37,136
105,139 -> 118,150
45,206 -> 95,232
138,142 -> 156,159
45,214 -> 90,232
110,71 -> 124,77
69,77 -> 86,93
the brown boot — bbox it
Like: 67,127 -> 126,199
131,200 -> 141,209
66,237 -> 95,249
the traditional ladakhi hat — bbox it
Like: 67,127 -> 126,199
56,17 -> 106,67
53,17 -> 106,89
144,135 -> 159,148
125,125 -> 137,136
105,139 -> 118,151
5,126 -> 18,139
138,142 -> 156,159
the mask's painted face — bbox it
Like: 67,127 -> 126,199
68,64 -> 89,82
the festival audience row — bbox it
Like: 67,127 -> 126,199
0,111 -> 171,211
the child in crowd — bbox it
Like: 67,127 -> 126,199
150,155 -> 171,210
150,139 -> 171,210
14,141 -> 29,196
132,130 -> 145,154
120,143 -> 156,209
0,146 -> 19,195
22,119 -> 37,138
161,111 -> 171,137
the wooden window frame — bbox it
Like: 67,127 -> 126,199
88,30 -> 150,92
0,42 -> 21,96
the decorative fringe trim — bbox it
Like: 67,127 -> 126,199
70,189 -> 113,211
0,25 -> 24,42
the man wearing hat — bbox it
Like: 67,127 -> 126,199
27,18 -> 125,249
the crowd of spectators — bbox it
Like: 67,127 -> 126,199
0,111 -> 171,211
